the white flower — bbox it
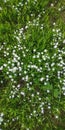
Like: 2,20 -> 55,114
58,8 -> 61,11
25,75 -> 28,81
33,110 -> 36,114
39,97 -> 41,101
9,75 -> 12,79
31,94 -> 34,97
0,117 -> 3,123
51,3 -> 54,7
20,92 -> 25,96
12,67 -> 18,73
63,92 -> 65,95
12,95 -> 15,98
52,29 -> 55,32
24,71 -> 27,74
37,92 -> 39,95
40,77 -> 44,82
36,55 -> 39,58
27,128 -> 29,130
0,113 -> 4,117
1,80 -> 3,84
41,108 -> 44,114
3,64 -> 7,67
0,66 -> 3,70
0,7 -> 2,10
53,22 -> 56,25
23,54 -> 26,57
44,82 -> 47,85
63,40 -> 65,44
54,45 -> 57,48
29,82 -> 32,85
55,115 -> 58,119
19,67 -> 22,71
47,90 -> 50,93
48,106 -> 51,109
40,26 -> 43,29
51,63 -> 55,67
17,84 -> 20,88
25,26 -> 28,29
33,55 -> 36,58
44,49 -> 47,52
17,62 -> 20,66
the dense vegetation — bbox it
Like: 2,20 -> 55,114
0,0 -> 65,130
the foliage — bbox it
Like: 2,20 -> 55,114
0,0 -> 65,130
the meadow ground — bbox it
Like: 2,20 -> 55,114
0,0 -> 65,130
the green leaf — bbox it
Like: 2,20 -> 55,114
54,89 -> 59,98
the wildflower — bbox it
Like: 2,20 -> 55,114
0,7 -> 2,10
51,3 -> 54,7
20,92 -> 25,96
0,117 -> 3,124
47,90 -> 50,93
31,94 -> 34,97
33,110 -> 36,114
63,40 -> 65,44
55,115 -> 59,119
58,8 -> 61,11
0,66 -> 3,70
40,77 -> 44,82
0,113 -> 4,117
41,108 -> 44,114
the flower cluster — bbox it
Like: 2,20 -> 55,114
0,0 -> 65,129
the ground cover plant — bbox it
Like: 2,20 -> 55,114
0,0 -> 65,130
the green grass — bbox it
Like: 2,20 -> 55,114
0,0 -> 65,130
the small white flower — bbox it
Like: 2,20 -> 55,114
25,75 -> 28,81
44,82 -> 47,85
27,128 -> 29,130
51,3 -> 54,7
19,67 -> 22,71
63,40 -> 65,44
40,77 -> 44,82
54,45 -> 57,48
0,117 -> 3,123
3,64 -> 7,67
0,66 -> 3,70
12,95 -> 15,98
25,26 -> 28,29
48,106 -> 51,109
58,8 -> 61,11
9,75 -> 12,79
29,82 -> 32,85
39,97 -> 41,101
47,90 -> 50,93
53,22 -> 56,25
33,110 -> 36,114
55,115 -> 58,119
33,55 -> 36,58
20,92 -> 25,96
12,67 -> 18,73
44,49 -> 47,52
37,92 -> 39,95
1,80 -> 3,84
41,108 -> 44,114
51,63 -> 55,67
0,7 -> 2,10
63,92 -> 65,95
0,113 -> 4,117
17,84 -> 20,88
52,29 -> 55,32
52,68 -> 55,71
31,94 -> 34,97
